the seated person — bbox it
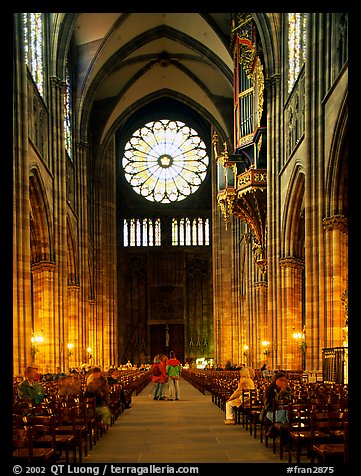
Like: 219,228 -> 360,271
263,365 -> 273,379
224,367 -> 255,424
84,367 -> 111,425
17,366 -> 45,404
262,372 -> 292,436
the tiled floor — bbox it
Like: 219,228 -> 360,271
84,378 -> 282,464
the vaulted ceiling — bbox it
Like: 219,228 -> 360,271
70,13 -> 234,147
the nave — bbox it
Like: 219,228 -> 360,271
84,377 -> 280,464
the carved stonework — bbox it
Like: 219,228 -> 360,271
285,72 -> 305,159
279,257 -> 305,269
322,215 -> 348,233
31,261 -> 56,273
254,281 -> 268,289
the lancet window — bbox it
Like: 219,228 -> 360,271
23,13 -> 44,97
287,13 -> 307,93
123,218 -> 161,247
172,217 -> 210,246
64,60 -> 73,160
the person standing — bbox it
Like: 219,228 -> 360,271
166,351 -> 182,400
151,354 -> 168,400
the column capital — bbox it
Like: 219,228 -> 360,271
31,261 -> 56,273
67,284 -> 80,292
254,280 -> 268,288
279,256 -> 305,269
322,215 -> 348,233
49,76 -> 66,90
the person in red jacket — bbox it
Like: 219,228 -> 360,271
166,351 -> 182,400
151,354 -> 168,400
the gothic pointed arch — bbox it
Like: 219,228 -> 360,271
325,92 -> 348,218
282,165 -> 305,259
29,167 -> 53,264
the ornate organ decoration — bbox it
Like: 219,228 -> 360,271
215,13 -> 267,273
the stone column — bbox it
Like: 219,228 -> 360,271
266,73 -> 282,372
13,14 -> 32,374
49,76 -> 68,371
74,139 -> 90,367
31,262 -> 56,372
279,257 -> 305,370
212,210 -> 234,366
322,215 -> 348,347
67,285 -> 80,367
254,280 -> 268,368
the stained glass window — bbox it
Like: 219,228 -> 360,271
123,218 -> 161,247
64,61 -> 73,159
288,13 -> 307,93
122,120 -> 209,203
172,217 -> 210,246
23,13 -> 44,97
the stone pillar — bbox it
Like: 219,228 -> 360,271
87,300 -> 96,366
279,257 -> 305,370
49,76 -> 68,372
266,73 -> 282,372
67,285 -> 80,367
31,262 -> 56,373
13,13 -> 33,375
254,280 -> 268,368
322,215 -> 348,347
74,139 -> 90,367
212,210 -> 234,367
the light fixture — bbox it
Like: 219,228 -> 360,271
67,343 -> 73,357
261,340 -> 270,356
292,328 -> 306,352
31,330 -> 44,359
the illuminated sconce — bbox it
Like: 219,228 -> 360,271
31,331 -> 44,359
67,343 -> 74,357
292,327 -> 306,353
243,344 -> 249,357
261,340 -> 270,356
86,346 -> 92,361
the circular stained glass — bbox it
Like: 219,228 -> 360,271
122,119 -> 209,203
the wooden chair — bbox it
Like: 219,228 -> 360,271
310,411 -> 347,464
55,404 -> 87,463
312,420 -> 348,464
13,427 -> 56,463
248,388 -> 264,438
76,397 -> 98,449
264,400 -> 291,456
287,402 -> 313,463
27,414 -> 76,464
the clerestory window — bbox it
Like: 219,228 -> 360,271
287,13 -> 307,93
23,13 -> 44,97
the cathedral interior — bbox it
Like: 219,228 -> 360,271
13,13 -> 348,381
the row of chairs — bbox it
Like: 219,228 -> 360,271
13,370 -> 153,463
183,369 -> 349,464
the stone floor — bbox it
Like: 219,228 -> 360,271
84,377 -> 283,464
